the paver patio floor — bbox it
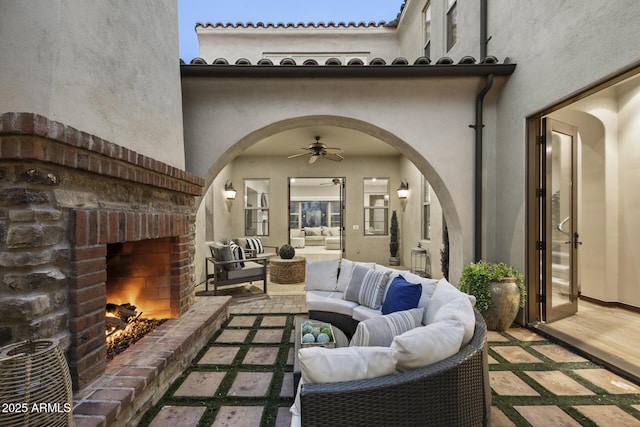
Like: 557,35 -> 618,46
140,295 -> 640,426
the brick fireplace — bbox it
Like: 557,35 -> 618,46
0,112 -> 204,390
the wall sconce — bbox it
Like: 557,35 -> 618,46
397,180 -> 409,199
224,181 -> 236,213
224,181 -> 237,200
397,179 -> 409,212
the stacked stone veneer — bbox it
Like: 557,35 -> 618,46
0,112 -> 204,390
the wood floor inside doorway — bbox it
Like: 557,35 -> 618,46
533,299 -> 640,383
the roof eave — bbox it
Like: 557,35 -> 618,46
180,63 -> 517,78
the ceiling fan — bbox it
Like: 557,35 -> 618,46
320,178 -> 342,186
287,136 -> 344,164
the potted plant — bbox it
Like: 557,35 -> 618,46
389,210 -> 400,266
459,261 -> 526,331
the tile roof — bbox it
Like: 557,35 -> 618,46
195,1 -> 407,30
180,55 -> 516,78
196,21 -> 397,29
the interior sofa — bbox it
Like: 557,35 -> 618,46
291,226 -> 341,247
291,258 -> 490,427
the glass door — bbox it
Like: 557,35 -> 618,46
288,177 -> 345,256
541,118 -> 580,322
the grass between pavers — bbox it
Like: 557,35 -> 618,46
489,329 -> 640,426
137,314 -> 297,427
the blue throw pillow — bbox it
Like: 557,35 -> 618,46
381,275 -> 423,315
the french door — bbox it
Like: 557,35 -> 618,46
539,118 -> 580,322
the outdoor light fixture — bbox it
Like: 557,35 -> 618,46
224,181 -> 237,200
397,180 -> 409,199
397,180 -> 409,212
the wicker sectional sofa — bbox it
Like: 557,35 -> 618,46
292,259 -> 491,427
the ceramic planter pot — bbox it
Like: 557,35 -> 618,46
482,278 -> 520,331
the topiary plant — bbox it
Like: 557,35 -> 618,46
279,244 -> 296,259
389,210 -> 399,258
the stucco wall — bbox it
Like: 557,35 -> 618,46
0,0 -> 186,168
196,26 -> 400,64
182,75 -> 496,282
391,0 -> 640,276
486,0 -> 640,275
398,0 -> 481,62
399,157 -> 445,280
618,80 -> 640,306
393,0 -> 640,308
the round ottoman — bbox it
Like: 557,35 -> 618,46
270,256 -> 306,284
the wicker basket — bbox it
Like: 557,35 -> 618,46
270,256 -> 306,284
0,340 -> 74,427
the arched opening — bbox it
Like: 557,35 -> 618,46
193,115 -> 467,290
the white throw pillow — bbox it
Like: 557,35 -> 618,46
350,308 -> 424,347
426,278 -> 476,345
433,299 -> 476,345
401,272 -> 438,324
299,346 -> 398,384
336,259 -> 376,292
391,319 -> 465,370
304,258 -> 339,291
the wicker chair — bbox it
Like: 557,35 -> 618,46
298,311 -> 491,427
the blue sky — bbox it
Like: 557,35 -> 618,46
178,0 -> 404,61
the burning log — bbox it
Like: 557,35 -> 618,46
104,301 -> 167,361
106,302 -> 139,321
105,316 -> 126,332
106,302 -> 141,336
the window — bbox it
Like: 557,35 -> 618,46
423,2 -> 432,58
329,202 -> 341,227
423,179 -> 431,240
446,0 -> 458,51
289,202 -> 300,229
363,178 -> 389,235
244,179 -> 269,236
289,201 -> 341,229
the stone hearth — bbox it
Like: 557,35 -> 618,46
0,112 -> 204,390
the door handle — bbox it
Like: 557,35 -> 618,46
574,232 -> 583,249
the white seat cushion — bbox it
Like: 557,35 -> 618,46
291,345 -> 398,418
306,290 -> 358,316
351,305 -> 382,322
299,346 -> 398,384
